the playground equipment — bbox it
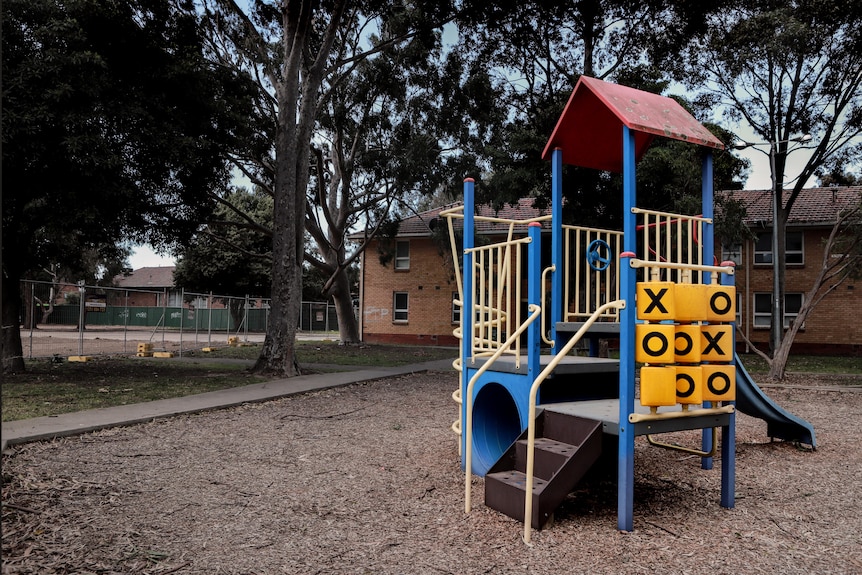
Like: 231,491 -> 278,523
444,77 -> 816,543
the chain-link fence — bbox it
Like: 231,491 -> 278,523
18,280 -> 343,360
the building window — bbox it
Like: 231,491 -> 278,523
753,292 -> 804,329
754,232 -> 804,265
394,241 -> 410,270
452,292 -> 461,324
721,243 -> 742,265
393,292 -> 409,322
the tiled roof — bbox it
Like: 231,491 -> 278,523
113,266 -> 176,288
386,198 -> 552,238
361,186 -> 860,240
722,186 -> 861,225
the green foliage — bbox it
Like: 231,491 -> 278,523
173,189 -> 273,297
2,0 -> 240,278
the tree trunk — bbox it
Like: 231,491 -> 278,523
2,272 -> 26,373
331,268 -> 360,343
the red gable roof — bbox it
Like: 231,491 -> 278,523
542,76 -> 724,172
724,187 -> 861,225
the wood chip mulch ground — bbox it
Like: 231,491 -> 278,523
3,371 -> 861,574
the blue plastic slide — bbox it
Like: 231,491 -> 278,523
734,354 -> 817,448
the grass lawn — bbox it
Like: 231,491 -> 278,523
2,342 -> 459,422
737,353 -> 862,374
3,343 -> 855,423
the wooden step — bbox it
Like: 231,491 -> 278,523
484,411 -> 603,529
514,437 -> 576,480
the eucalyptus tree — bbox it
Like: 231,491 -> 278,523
199,1 -> 497,374
682,0 -> 862,378
1,0 -> 241,372
454,0 -> 731,218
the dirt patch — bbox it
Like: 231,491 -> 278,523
3,372 -> 861,574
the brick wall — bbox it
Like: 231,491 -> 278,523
731,226 -> 862,355
361,238 -> 460,346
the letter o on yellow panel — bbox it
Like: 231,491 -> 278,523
706,285 -> 736,322
675,366 -> 703,405
702,364 -> 736,402
674,325 -> 702,363
636,324 -> 675,364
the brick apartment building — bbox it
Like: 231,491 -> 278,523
722,186 -> 861,355
357,199 -> 550,346
357,186 -> 861,354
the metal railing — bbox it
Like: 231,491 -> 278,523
562,224 -> 623,322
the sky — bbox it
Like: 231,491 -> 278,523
129,244 -> 175,269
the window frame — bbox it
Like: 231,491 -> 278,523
754,231 -> 804,265
394,240 -> 410,271
393,291 -> 409,323
451,292 -> 461,324
752,292 -> 804,329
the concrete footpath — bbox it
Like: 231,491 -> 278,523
1,358 -> 455,453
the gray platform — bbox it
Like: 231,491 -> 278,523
544,399 -> 732,436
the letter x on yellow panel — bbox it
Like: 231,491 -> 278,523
636,282 -> 675,321
700,325 -> 733,362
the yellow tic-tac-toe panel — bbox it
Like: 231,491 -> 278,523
700,324 -> 734,362
636,282 -> 675,321
674,324 -> 702,363
706,285 -> 736,323
701,364 -> 736,402
673,283 -> 708,322
675,365 -> 703,405
640,366 -> 678,407
636,323 -> 675,364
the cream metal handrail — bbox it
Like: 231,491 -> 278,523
464,304 -> 543,515
522,299 -> 627,545
627,259 -> 734,276
541,265 -> 556,346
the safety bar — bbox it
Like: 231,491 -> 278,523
522,299 -> 627,545
627,258 -> 734,275
464,304 -> 543,515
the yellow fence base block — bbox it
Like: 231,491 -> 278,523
700,324 -> 734,362
640,366 -> 678,407
702,364 -> 736,402
636,323 -> 676,364
636,282 -> 676,321
202,347 -> 217,353
674,283 -> 708,322
68,356 -> 91,362
136,352 -> 154,357
674,324 -> 702,363
675,365 -> 703,405
228,336 -> 240,347
153,352 -> 174,358
706,285 -> 736,322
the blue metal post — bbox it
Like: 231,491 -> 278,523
701,152 -> 715,470
528,223 -> 543,381
720,267 -> 737,508
618,126 -> 637,532
460,178 -> 476,463
551,149 -> 564,355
